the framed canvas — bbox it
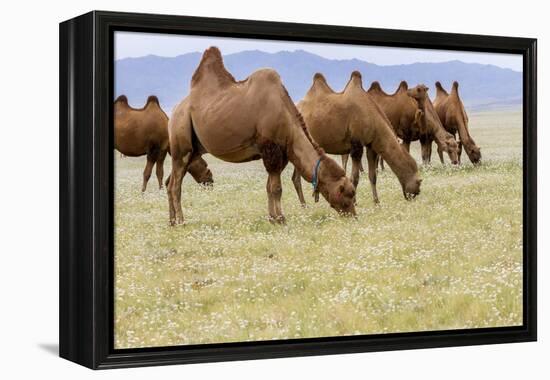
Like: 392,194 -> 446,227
59,11 -> 537,369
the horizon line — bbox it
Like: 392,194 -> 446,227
115,49 -> 523,73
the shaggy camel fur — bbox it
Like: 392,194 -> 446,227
366,81 -> 459,166
293,72 -> 422,206
167,47 -> 356,225
114,95 -> 213,191
434,81 -> 481,164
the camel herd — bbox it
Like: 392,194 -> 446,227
114,47 -> 481,224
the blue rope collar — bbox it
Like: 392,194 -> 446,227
311,157 -> 322,192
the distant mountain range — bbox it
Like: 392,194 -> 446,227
115,50 -> 522,113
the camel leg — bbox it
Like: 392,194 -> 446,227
291,167 -> 306,207
142,151 -> 158,192
341,154 -> 349,174
167,172 -> 175,222
437,146 -> 445,164
155,149 -> 168,190
350,140 -> 363,188
366,148 -> 380,204
457,139 -> 463,164
402,140 -> 411,153
168,152 -> 192,225
266,172 -> 285,224
420,138 -> 432,166
351,158 -> 361,191
378,157 -> 385,171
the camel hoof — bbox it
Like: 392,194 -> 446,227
269,215 -> 286,224
300,202 -> 307,208
170,217 -> 184,226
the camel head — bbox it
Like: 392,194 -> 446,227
187,157 -> 214,187
465,143 -> 482,164
442,134 -> 460,165
317,158 -> 356,216
407,84 -> 429,101
403,175 -> 422,200
399,146 -> 422,200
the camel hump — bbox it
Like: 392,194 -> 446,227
192,46 -> 236,85
202,46 -> 223,63
398,80 -> 409,91
345,70 -> 363,90
451,81 -> 460,95
115,95 -> 128,104
435,81 -> 448,96
367,81 -> 383,92
310,72 -> 334,94
313,72 -> 327,83
146,95 -> 160,106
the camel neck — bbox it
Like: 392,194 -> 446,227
423,99 -> 447,146
366,117 -> 414,186
455,118 -> 474,147
431,122 -> 449,147
379,145 -> 414,186
288,126 -> 322,183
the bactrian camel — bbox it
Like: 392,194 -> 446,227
167,47 -> 357,225
434,81 -> 481,164
114,95 -> 213,191
292,72 -> 422,206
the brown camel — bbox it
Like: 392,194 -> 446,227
434,81 -> 481,164
366,81 -> 459,166
292,72 -> 422,206
114,95 -> 213,191
167,47 -> 356,225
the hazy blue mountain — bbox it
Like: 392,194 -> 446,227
115,50 -> 522,113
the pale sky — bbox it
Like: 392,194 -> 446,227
115,31 -> 523,72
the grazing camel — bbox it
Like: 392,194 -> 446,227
114,95 -> 213,191
292,72 -> 422,206
366,81 -> 459,166
434,81 -> 481,164
167,47 -> 356,225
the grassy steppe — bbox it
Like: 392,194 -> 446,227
114,108 -> 523,348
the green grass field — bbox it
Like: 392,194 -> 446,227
114,108 -> 523,349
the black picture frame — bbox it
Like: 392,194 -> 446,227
59,10 -> 537,369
